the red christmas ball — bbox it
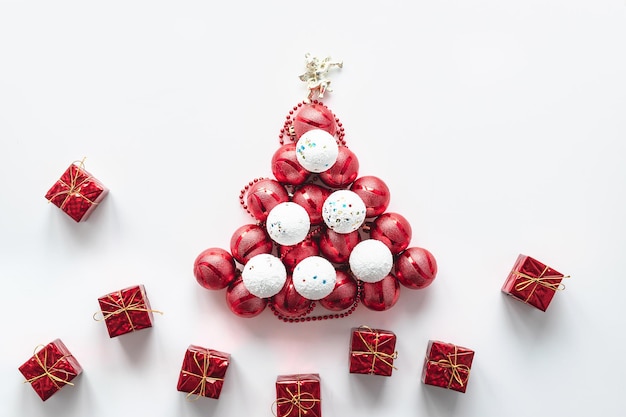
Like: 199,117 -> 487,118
394,247 -> 437,289
291,184 -> 331,225
360,274 -> 400,311
319,270 -> 358,311
230,224 -> 274,265
226,276 -> 267,318
293,102 -> 337,139
271,143 -> 310,185
350,176 -> 391,218
245,179 -> 289,221
270,276 -> 313,317
319,146 -> 359,188
319,228 -> 361,264
370,212 -> 412,254
279,238 -> 320,272
193,248 -> 236,290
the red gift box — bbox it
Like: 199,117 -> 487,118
19,339 -> 83,401
177,345 -> 230,399
422,340 -> 474,393
275,373 -> 321,417
97,285 -> 158,338
501,254 -> 568,311
45,160 -> 108,222
349,326 -> 397,376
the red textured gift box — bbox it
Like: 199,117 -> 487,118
501,254 -> 567,311
349,326 -> 397,376
275,373 -> 321,417
177,345 -> 230,399
422,340 -> 474,393
19,339 -> 83,401
45,161 -> 108,222
97,285 -> 156,338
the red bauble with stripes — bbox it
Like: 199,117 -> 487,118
360,274 -> 400,311
370,212 -> 412,254
350,176 -> 391,218
394,247 -> 438,290
319,270 -> 358,311
319,146 -> 360,188
230,224 -> 274,265
226,276 -> 267,318
193,248 -> 237,290
291,184 -> 332,225
245,179 -> 289,221
271,143 -> 311,185
270,276 -> 314,317
293,102 -> 338,139
319,228 -> 361,264
279,239 -> 320,272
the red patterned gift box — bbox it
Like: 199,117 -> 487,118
97,285 -> 158,338
349,326 -> 397,376
19,339 -> 83,401
501,254 -> 568,311
275,373 -> 321,417
45,160 -> 108,222
422,340 -> 474,393
177,345 -> 230,399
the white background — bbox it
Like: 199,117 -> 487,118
1,1 -> 625,416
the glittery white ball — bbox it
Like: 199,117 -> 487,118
266,202 -> 311,246
242,254 -> 287,298
322,190 -> 367,234
292,256 -> 337,300
295,129 -> 339,173
349,239 -> 393,283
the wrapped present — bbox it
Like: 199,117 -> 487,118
349,326 -> 397,376
19,339 -> 83,401
501,254 -> 568,311
422,340 -> 474,393
45,159 -> 108,222
177,345 -> 230,399
275,373 -> 321,417
97,285 -> 159,338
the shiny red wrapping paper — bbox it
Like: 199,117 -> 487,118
275,373 -> 321,417
422,340 -> 474,393
98,285 -> 154,338
177,345 -> 230,399
19,339 -> 83,401
45,162 -> 108,222
349,326 -> 397,376
501,254 -> 566,312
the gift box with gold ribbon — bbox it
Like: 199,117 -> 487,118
275,373 -> 321,417
19,339 -> 83,401
177,345 -> 230,400
96,285 -> 159,338
349,326 -> 397,376
422,340 -> 474,393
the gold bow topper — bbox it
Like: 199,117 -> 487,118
47,158 -> 98,209
429,346 -> 472,388
513,265 -> 570,302
24,345 -> 77,389
352,326 -> 398,374
182,350 -> 225,400
274,380 -> 320,417
94,287 -> 163,330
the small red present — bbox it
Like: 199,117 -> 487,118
275,373 -> 321,417
177,345 -> 230,399
422,340 -> 474,393
19,339 -> 83,401
349,326 -> 397,376
97,285 -> 159,338
45,159 -> 108,222
501,254 -> 568,311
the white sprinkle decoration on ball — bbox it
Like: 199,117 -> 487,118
242,254 -> 287,298
349,239 -> 393,283
292,256 -> 337,300
266,202 -> 311,246
322,190 -> 367,234
295,129 -> 339,173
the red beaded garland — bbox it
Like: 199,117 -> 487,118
350,176 -> 391,218
370,212 -> 412,254
279,238 -> 320,272
193,248 -> 237,290
293,102 -> 337,139
270,276 -> 314,317
394,247 -> 438,290
230,224 -> 274,265
271,143 -> 310,185
291,184 -> 332,225
319,146 -> 359,188
245,179 -> 289,221
360,274 -> 400,311
319,270 -> 358,311
226,276 -> 267,318
319,228 -> 361,264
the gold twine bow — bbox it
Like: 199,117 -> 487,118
24,345 -> 76,389
93,288 -> 163,330
47,158 -> 98,209
513,266 -> 569,302
429,346 -> 472,388
274,382 -> 320,417
352,326 -> 398,374
183,350 -> 225,400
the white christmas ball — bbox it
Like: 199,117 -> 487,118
241,254 -> 287,298
295,129 -> 339,173
322,190 -> 367,234
349,239 -> 393,283
266,202 -> 311,246
292,256 -> 337,300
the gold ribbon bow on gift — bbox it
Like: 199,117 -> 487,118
513,266 -> 570,302
24,345 -> 77,389
275,382 -> 320,417
94,288 -> 163,330
429,346 -> 472,388
352,326 -> 398,374
47,158 -> 98,209
182,350 -> 225,400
